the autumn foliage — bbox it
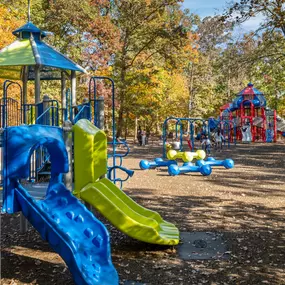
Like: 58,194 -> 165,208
0,0 -> 284,135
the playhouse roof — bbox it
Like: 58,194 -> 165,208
12,22 -> 43,37
237,83 -> 264,96
0,22 -> 86,80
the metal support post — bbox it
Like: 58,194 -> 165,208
61,72 -> 66,123
42,94 -> 50,125
22,66 -> 28,124
20,213 -> 28,233
34,65 -> 41,104
96,96 -> 105,130
63,120 -> 73,191
71,71 -> 76,121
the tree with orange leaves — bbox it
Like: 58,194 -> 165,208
0,3 -> 25,49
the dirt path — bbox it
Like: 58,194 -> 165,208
1,142 -> 285,285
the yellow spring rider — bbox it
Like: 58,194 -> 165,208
167,149 -> 206,162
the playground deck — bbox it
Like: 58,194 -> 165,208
0,183 -> 48,206
1,142 -> 285,285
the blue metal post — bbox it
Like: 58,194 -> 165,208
190,121 -> 195,150
179,120 -> 183,151
175,121 -> 179,139
3,80 -> 22,127
88,77 -> 97,125
162,120 -> 167,159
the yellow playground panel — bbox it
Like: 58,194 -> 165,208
73,119 -> 179,246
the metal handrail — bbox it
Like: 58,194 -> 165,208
73,104 -> 91,124
107,139 -> 130,158
36,106 -> 59,126
107,165 -> 134,189
162,116 -> 210,158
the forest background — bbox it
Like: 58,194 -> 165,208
0,0 -> 284,136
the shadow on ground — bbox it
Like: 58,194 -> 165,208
1,142 -> 285,284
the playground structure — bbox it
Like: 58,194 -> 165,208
3,124 -> 119,285
220,83 -> 285,143
2,120 -> 180,284
162,116 -> 237,159
140,150 -> 205,170
167,149 -> 206,162
208,117 -> 237,146
139,158 -> 177,170
140,148 -> 234,177
163,84 -> 285,151
74,120 -> 179,245
168,162 -> 212,176
1,4 -> 283,285
162,117 -> 210,158
0,15 -> 181,285
196,157 -> 235,169
0,21 -> 132,187
165,150 -> 234,176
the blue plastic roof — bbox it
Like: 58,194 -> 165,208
13,22 -> 42,36
35,39 -> 86,72
5,22 -> 87,74
237,83 -> 264,96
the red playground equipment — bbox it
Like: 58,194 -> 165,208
220,83 -> 279,143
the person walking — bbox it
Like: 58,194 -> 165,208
172,138 -> 181,150
215,130 -> 224,151
201,135 -> 211,155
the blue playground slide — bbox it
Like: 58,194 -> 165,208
2,125 -> 118,285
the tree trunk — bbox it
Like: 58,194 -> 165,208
188,63 -> 194,130
124,111 -> 129,139
134,116 -> 138,142
156,112 -> 160,134
117,106 -> 124,137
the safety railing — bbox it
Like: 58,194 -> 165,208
73,104 -> 91,124
107,139 -> 132,187
36,146 -> 50,177
0,80 -> 22,128
22,104 -> 36,125
34,103 -> 58,181
0,97 -> 21,128
36,106 -> 59,126
0,130 -> 3,187
162,116 -> 210,158
107,165 -> 134,189
28,146 -> 50,182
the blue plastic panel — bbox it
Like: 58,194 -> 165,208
2,124 -> 119,285
15,183 -> 118,285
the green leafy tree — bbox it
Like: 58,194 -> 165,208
225,0 -> 285,36
110,0 -> 196,136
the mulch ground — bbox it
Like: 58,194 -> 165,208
1,141 -> 285,285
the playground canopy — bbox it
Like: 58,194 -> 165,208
0,22 -> 86,80
237,82 -> 264,96
220,83 -> 267,114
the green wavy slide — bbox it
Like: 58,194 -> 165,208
73,120 -> 179,245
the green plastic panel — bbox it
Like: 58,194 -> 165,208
80,178 -> 180,245
73,119 -> 107,195
0,39 -> 35,66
